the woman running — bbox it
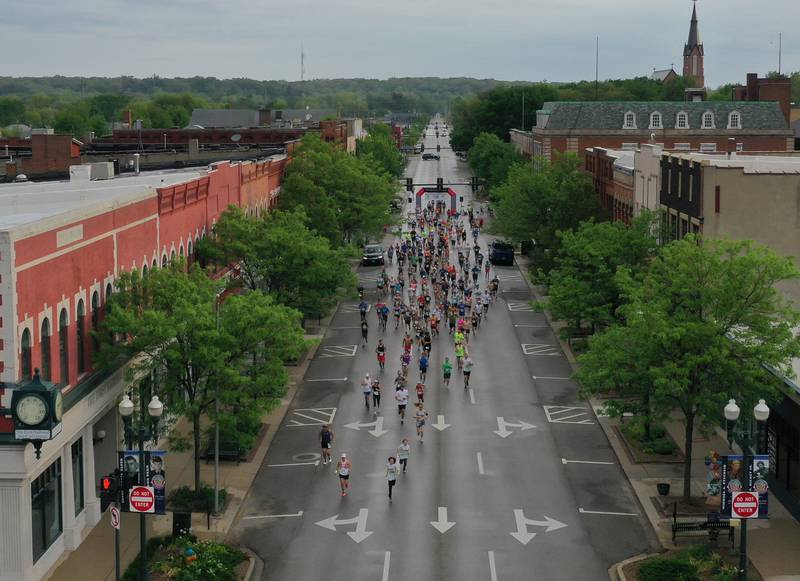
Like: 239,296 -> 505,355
336,453 -> 352,497
414,402 -> 429,441
397,439 -> 411,473
372,379 -> 382,409
319,424 -> 334,465
463,354 -> 474,388
386,456 -> 399,500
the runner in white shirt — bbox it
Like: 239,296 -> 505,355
336,453 -> 352,497
386,456 -> 399,500
395,385 -> 410,424
397,439 -> 411,473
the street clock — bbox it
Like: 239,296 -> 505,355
10,368 -> 64,458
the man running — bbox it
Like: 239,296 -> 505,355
442,356 -> 453,386
375,339 -> 386,370
372,379 -> 382,410
319,424 -> 334,464
397,438 -> 411,473
361,319 -> 369,347
463,354 -> 474,388
386,456 -> 399,500
362,374 -> 373,409
415,381 -> 425,403
414,402 -> 429,441
419,353 -> 429,383
336,453 -> 352,497
395,383 -> 409,424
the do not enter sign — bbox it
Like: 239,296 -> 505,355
732,491 -> 759,519
129,486 -> 155,513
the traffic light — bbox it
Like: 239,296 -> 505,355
471,176 -> 479,192
406,178 -> 413,192
437,178 -> 444,192
99,473 -> 119,512
436,144 -> 441,152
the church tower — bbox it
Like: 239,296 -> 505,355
683,2 -> 705,86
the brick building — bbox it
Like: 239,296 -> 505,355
0,155 -> 286,580
584,147 -> 634,224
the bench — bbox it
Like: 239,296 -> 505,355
203,445 -> 242,465
671,506 -> 734,548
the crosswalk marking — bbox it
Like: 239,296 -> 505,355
287,407 -> 337,427
507,301 -> 534,312
521,343 -> 560,356
319,345 -> 358,358
544,406 -> 594,425
342,304 -> 371,313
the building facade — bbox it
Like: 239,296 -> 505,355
584,148 -> 634,224
0,156 -> 286,581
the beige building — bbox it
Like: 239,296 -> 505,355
633,144 -> 664,216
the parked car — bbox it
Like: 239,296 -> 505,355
422,153 -> 440,161
489,241 -> 515,265
362,244 -> 385,266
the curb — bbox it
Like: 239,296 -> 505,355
609,552 -> 661,581
240,546 -> 264,581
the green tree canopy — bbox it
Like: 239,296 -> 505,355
357,123 -> 405,178
467,132 -> 524,199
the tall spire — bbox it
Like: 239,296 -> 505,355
684,1 -> 701,55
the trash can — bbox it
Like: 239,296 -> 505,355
172,510 -> 192,537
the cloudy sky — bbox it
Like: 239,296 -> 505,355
0,0 -> 795,87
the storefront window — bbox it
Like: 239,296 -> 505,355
31,458 -> 62,562
71,439 -> 84,516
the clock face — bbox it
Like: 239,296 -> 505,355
53,390 -> 63,422
16,395 -> 48,426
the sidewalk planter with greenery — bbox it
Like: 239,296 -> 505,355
630,545 -> 756,581
620,417 -> 678,457
122,535 -> 246,581
167,485 -> 229,513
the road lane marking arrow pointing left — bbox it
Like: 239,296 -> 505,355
431,414 -> 451,431
344,416 -> 388,438
314,508 -> 373,543
493,417 -> 536,438
509,509 -> 568,545
429,506 -> 456,534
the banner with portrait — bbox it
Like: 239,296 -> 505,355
118,450 -> 166,515
720,454 -> 768,519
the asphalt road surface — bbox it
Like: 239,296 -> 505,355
230,116 -> 655,581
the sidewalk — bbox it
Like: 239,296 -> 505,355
516,253 -> 800,581
45,326 -> 328,581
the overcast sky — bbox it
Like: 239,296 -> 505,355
0,0 -> 795,87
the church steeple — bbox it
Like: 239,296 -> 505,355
682,1 -> 705,86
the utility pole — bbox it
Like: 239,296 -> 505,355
778,32 -> 782,74
594,36 -> 599,101
521,94 -> 525,130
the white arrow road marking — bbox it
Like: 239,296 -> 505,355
476,452 -> 485,475
382,551 -> 391,581
307,377 -> 348,382
314,508 -> 373,543
468,388 -> 476,404
287,407 -> 337,427
488,551 -> 498,581
344,416 -> 388,438
493,417 -> 536,438
509,509 -> 568,545
431,414 -> 451,431
430,506 -> 456,534
578,508 -> 639,517
267,461 -> 320,468
561,458 -> 614,466
544,406 -> 594,425
242,511 -> 304,520
521,343 -> 561,356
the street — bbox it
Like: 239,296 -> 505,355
230,118 -> 655,581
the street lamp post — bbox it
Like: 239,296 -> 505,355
724,398 -> 770,581
119,391 -> 164,581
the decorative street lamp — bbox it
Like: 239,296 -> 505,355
118,392 -> 163,581
724,398 -> 769,581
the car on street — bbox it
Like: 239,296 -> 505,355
361,244 -> 385,266
489,241 -> 515,265
422,153 -> 440,160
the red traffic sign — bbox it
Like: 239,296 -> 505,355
732,491 -> 759,519
110,506 -> 121,530
129,486 -> 155,514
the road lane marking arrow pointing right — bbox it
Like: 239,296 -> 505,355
509,509 -> 568,545
429,506 -> 456,534
493,417 -> 536,438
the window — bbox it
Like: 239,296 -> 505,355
623,111 -> 637,129
161,254 -> 167,268
58,308 -> 69,386
21,328 -> 32,380
700,143 -> 717,153
649,112 -> 662,129
142,264 -> 148,278
41,318 -> 52,381
90,292 -> 100,354
31,458 -> 62,562
621,143 -> 638,151
76,300 -> 86,374
152,258 -> 157,270
676,112 -> 689,129
674,143 -> 691,151
702,111 -> 715,129
105,283 -> 113,302
728,111 -> 741,129
736,143 -> 744,152
71,439 -> 84,516
187,241 -> 194,266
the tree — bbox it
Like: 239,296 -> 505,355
577,236 -> 800,499
546,212 -> 659,334
356,123 -> 405,178
97,264 -> 305,492
467,133 -> 524,198
0,96 -> 25,126
492,154 -> 604,274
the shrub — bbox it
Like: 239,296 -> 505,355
150,536 -> 245,581
638,557 -> 699,581
642,438 -> 678,455
168,485 -> 228,512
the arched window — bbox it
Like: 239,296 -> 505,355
76,300 -> 86,374
179,245 -> 185,258
152,258 -> 158,270
162,254 -> 168,268
170,249 -> 176,262
676,111 -> 689,129
41,318 -> 52,381
727,111 -> 741,129
187,241 -> 194,266
91,291 -> 100,354
649,112 -> 662,129
105,283 -> 113,302
623,111 -> 637,129
21,328 -> 32,380
702,111 -> 715,129
59,308 -> 69,385
142,264 -> 148,278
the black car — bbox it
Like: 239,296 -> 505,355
489,241 -> 515,266
361,244 -> 385,266
422,153 -> 440,161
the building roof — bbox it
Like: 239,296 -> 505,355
189,109 -> 261,128
667,152 -> 800,174
536,101 -> 788,131
684,3 -> 702,56
650,69 -> 676,82
0,168 -> 204,233
269,109 -> 337,123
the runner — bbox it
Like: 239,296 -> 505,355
362,374 -> 373,409
484,260 -> 491,280
335,453 -> 352,497
395,383 -> 409,424
415,381 -> 425,403
463,354 -> 474,389
442,356 -> 453,386
400,350 -> 411,377
455,342 -> 465,369
397,439 -> 411,473
319,424 -> 334,464
372,379 -> 382,409
386,456 -> 399,500
414,402 -> 429,441
360,319 -> 369,347
419,353 -> 429,383
375,339 -> 386,370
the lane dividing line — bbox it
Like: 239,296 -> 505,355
382,551 -> 391,581
267,461 -> 320,468
578,508 -> 639,517
561,458 -> 614,466
488,551 -> 498,581
514,324 -> 549,328
469,388 -> 477,405
477,452 -> 485,475
532,375 -> 571,380
307,377 -> 348,382
242,511 -> 304,520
